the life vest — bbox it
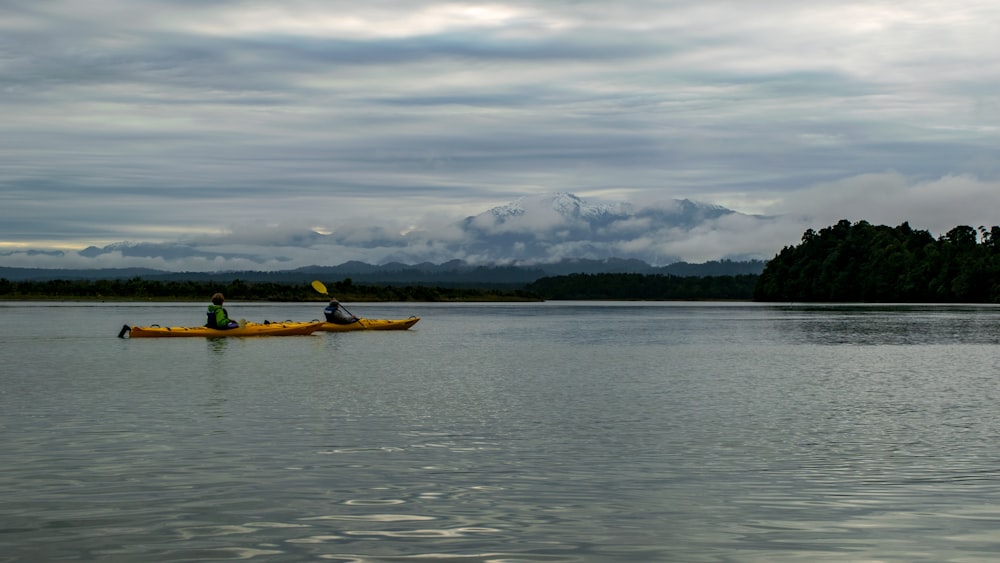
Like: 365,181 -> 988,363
206,304 -> 234,328
324,305 -> 357,324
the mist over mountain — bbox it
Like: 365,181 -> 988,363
0,258 -> 765,284
1,192 -> 782,272
455,193 -> 745,264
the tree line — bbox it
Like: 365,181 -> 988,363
12,219 -> 992,303
0,272 -> 762,301
525,272 -> 758,300
754,220 -> 1000,302
0,277 -> 541,302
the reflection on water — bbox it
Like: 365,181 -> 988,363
778,304 -> 1000,345
3,302 -> 1000,561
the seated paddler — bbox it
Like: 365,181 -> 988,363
324,298 -> 359,324
206,293 -> 240,329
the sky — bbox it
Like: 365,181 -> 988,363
2,1 -> 1000,271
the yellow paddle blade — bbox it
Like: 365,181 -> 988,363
311,280 -> 328,295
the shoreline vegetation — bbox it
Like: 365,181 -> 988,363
0,279 -> 543,302
755,220 -> 1000,303
6,219 -> 1000,303
0,273 -> 759,302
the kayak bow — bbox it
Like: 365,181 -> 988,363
316,317 -> 420,332
119,321 -> 324,338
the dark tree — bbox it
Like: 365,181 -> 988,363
754,220 -> 1000,303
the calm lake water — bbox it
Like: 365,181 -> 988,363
3,300 -> 1000,562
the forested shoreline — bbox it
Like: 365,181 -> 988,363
7,219 -> 999,303
525,273 -> 758,300
755,220 -> 1000,302
0,277 -> 541,302
0,273 -> 759,301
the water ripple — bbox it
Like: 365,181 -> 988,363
7,303 -> 1000,561
302,514 -> 436,523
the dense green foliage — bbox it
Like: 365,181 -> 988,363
0,273 -> 762,301
15,219 -> 1000,303
526,273 -> 759,300
0,277 -> 540,302
754,220 -> 1000,302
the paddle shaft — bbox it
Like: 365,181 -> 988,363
332,301 -> 357,319
312,280 -> 357,318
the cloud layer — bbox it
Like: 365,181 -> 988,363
2,1 -> 1000,269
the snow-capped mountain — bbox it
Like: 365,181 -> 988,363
452,192 -> 750,264
470,192 -> 735,229
24,192 -> 773,271
482,192 -> 634,221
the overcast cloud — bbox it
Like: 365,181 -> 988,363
2,1 -> 1000,271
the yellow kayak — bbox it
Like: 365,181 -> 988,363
119,321 -> 324,338
316,317 -> 420,332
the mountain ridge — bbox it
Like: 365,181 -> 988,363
2,192 -> 774,271
0,258 -> 765,284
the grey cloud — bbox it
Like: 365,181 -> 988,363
2,1 -> 1000,270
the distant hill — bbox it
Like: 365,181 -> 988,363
0,258 -> 766,285
454,193 -> 747,263
11,192 -> 774,271
0,267 -> 166,282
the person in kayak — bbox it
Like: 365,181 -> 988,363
206,293 -> 240,329
324,298 -> 359,324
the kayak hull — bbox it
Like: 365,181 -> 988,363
316,317 -> 420,332
123,321 -> 324,338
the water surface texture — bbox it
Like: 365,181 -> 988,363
3,301 -> 1000,562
